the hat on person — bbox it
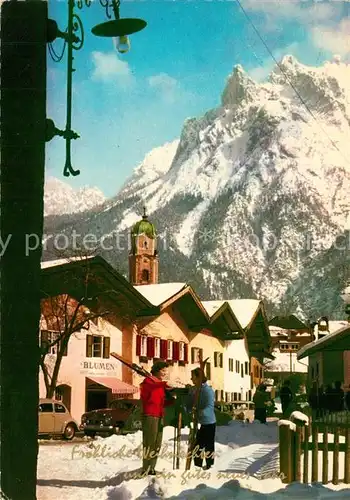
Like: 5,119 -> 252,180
151,361 -> 169,374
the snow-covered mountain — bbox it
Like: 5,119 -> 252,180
44,177 -> 105,216
43,56 -> 350,319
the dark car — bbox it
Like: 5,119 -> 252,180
80,399 -> 142,437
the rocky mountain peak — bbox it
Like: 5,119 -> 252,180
44,56 -> 350,320
221,64 -> 257,109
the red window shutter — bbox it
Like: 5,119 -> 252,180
136,335 -> 141,356
160,339 -> 167,359
184,343 -> 188,363
147,337 -> 155,358
173,342 -> 179,361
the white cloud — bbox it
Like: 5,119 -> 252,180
147,73 -> 179,103
312,18 -> 350,57
245,0 -> 339,23
91,51 -> 135,86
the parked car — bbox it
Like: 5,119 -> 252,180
38,398 -> 78,440
80,399 -> 142,437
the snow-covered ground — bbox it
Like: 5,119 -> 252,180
37,421 -> 350,499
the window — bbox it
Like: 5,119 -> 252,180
215,390 -> 220,401
231,392 -> 234,401
214,352 -> 218,367
141,269 -> 149,282
280,343 -> 299,352
214,352 -> 223,368
236,360 -> 240,373
40,330 -> 68,356
179,342 -> 185,361
229,358 -> 234,372
221,390 -> 224,400
225,392 -> 230,402
205,362 -> 211,380
140,336 -> 147,357
38,403 -> 53,413
167,340 -> 173,360
54,403 -> 66,413
154,338 -> 161,358
241,364 -> 244,378
245,362 -> 249,375
233,392 -> 238,401
191,347 -> 202,364
86,335 -> 111,358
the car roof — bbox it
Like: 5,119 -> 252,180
39,398 -> 64,404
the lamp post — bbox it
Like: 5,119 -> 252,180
46,0 -> 147,177
341,284 -> 350,322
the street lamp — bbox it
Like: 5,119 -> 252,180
341,284 -> 350,322
46,0 -> 147,177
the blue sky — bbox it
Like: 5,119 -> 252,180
46,0 -> 350,197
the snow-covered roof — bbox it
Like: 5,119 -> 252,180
316,320 -> 349,335
133,283 -> 187,307
265,350 -> 308,373
201,300 -> 225,317
202,299 -> 261,329
202,299 -> 260,328
226,300 -> 261,329
41,256 -> 95,269
298,324 -> 350,360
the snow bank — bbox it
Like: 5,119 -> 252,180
37,420 -> 350,499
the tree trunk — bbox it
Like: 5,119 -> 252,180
0,1 -> 47,498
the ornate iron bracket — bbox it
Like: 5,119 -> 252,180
47,0 -> 146,178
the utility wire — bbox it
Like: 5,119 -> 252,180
235,0 -> 350,166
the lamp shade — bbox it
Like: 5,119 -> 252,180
91,18 -> 147,37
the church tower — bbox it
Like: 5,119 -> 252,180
129,208 -> 159,285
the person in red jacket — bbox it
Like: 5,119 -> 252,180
140,361 -> 175,475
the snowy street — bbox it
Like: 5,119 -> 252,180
37,421 -> 350,499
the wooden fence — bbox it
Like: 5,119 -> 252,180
279,411 -> 350,485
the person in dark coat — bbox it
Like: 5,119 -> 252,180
253,384 -> 270,424
333,381 -> 344,412
345,388 -> 350,410
280,380 -> 293,416
140,361 -> 175,475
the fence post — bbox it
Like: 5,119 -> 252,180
311,423 -> 319,482
292,417 -> 306,482
345,427 -> 350,484
303,422 -> 309,483
332,427 -> 340,485
322,426 -> 328,484
279,420 -> 296,483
